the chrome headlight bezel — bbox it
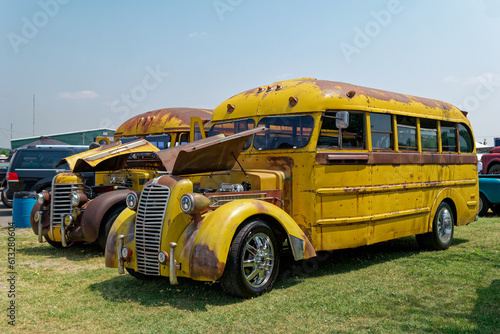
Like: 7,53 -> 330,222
121,246 -> 132,261
69,192 -> 87,208
158,250 -> 169,265
126,192 -> 138,211
180,193 -> 210,215
180,194 -> 194,214
37,191 -> 50,206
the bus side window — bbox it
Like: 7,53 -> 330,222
458,123 -> 473,153
441,122 -> 457,152
420,119 -> 438,152
193,123 -> 202,141
177,133 -> 188,146
397,116 -> 417,151
318,111 -> 365,149
371,113 -> 393,150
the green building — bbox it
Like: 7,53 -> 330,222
11,128 -> 115,149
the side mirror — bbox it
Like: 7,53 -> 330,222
335,111 -> 349,129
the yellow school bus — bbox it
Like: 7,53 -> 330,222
106,78 -> 478,297
31,107 -> 212,249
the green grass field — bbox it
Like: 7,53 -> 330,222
2,217 -> 499,333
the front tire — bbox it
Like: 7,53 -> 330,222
125,268 -> 156,280
479,193 -> 490,216
416,202 -> 454,251
97,205 -> 126,250
45,236 -> 63,248
220,220 -> 280,298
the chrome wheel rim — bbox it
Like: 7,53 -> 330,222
437,207 -> 453,243
242,232 -> 275,288
479,197 -> 483,214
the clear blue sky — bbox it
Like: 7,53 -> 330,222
1,0 -> 499,149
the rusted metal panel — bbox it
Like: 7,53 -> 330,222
58,139 -> 159,172
316,152 -> 477,165
114,107 -> 212,138
211,78 -> 469,124
156,127 -> 266,175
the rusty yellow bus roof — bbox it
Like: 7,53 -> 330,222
212,78 -> 469,124
115,107 -> 213,139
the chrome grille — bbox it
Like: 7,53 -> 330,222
50,182 -> 84,228
135,183 -> 170,276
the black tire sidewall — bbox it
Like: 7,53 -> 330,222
432,202 -> 454,250
224,220 -> 280,298
97,205 -> 126,250
479,193 -> 489,216
488,165 -> 500,174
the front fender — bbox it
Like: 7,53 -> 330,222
183,199 -> 316,281
80,189 -> 131,242
105,208 -> 136,268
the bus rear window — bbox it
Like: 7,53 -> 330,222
254,115 -> 314,150
458,124 -> 473,153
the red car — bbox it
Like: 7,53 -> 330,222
481,146 -> 500,174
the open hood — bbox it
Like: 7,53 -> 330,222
157,127 -> 265,175
57,139 -> 160,172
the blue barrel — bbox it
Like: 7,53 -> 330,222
12,191 -> 37,228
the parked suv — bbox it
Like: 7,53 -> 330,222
2,145 -> 91,207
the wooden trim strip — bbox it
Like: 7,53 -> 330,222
316,179 -> 477,196
315,207 -> 430,226
316,151 -> 477,165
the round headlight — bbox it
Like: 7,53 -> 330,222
37,193 -> 45,205
121,247 -> 132,261
126,193 -> 138,211
158,251 -> 169,265
69,193 -> 80,207
37,191 -> 50,206
64,215 -> 72,226
180,194 -> 193,214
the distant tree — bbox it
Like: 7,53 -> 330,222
0,148 -> 8,156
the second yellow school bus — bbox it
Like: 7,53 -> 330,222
106,78 -> 478,297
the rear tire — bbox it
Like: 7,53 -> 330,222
488,164 -> 500,174
479,193 -> 490,216
491,204 -> 500,215
98,205 -> 126,250
416,202 -> 454,251
220,220 -> 280,298
1,188 -> 12,208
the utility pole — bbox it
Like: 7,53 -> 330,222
33,94 -> 35,136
